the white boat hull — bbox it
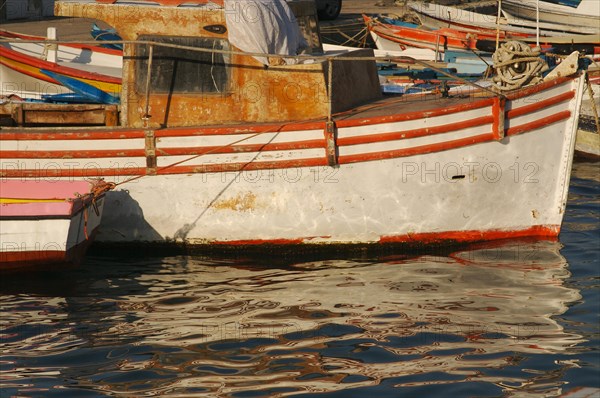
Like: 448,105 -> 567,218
0,179 -> 111,269
368,31 -> 441,60
408,0 -> 599,36
501,0 -> 600,32
0,63 -> 71,100
0,76 -> 584,247
0,36 -> 122,100
575,128 -> 600,157
0,199 -> 104,265
324,43 -> 440,62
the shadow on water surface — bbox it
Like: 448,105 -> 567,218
0,238 -> 589,397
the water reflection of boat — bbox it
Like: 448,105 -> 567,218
0,241 -> 580,395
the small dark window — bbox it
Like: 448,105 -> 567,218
136,36 -> 230,94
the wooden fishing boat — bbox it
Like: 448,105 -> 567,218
0,29 -> 122,100
363,15 -> 510,55
0,0 -> 587,249
0,179 -> 113,270
365,15 -> 599,58
576,126 -> 600,158
501,0 -> 600,33
407,0 -> 599,36
575,69 -> 600,158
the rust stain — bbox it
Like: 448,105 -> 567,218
212,192 -> 258,212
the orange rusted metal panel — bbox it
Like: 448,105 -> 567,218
55,2 -> 381,128
0,103 -> 119,126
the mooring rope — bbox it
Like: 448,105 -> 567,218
585,73 -> 600,133
492,41 -> 548,91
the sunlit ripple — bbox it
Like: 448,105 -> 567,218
2,239 -> 590,397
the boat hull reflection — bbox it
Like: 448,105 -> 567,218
0,241 -> 584,396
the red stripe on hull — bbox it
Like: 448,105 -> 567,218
505,76 -> 572,100
157,157 -> 329,175
506,111 -> 571,136
157,139 -> 326,156
0,230 -> 98,272
0,130 -> 146,141
339,133 -> 494,164
0,251 -> 67,270
0,109 -> 566,178
336,99 -> 494,128
1,149 -> 146,159
507,91 -> 575,119
0,167 -> 147,178
0,139 -> 327,159
155,122 -> 326,137
0,124 -> 326,142
0,160 -> 334,177
181,225 -> 560,247
379,225 -> 560,244
210,238 -> 306,246
338,115 -> 493,146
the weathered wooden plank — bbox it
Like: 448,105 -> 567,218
0,103 -> 119,126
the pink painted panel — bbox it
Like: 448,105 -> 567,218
0,180 -> 92,200
0,201 -> 76,217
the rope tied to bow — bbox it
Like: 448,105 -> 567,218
81,179 -> 116,239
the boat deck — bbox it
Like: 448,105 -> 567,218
335,91 -> 491,122
0,90 -> 491,129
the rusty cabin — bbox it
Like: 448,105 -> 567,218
38,0 -> 382,129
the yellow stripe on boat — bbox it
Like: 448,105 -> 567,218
0,198 -> 67,204
0,55 -> 122,94
0,55 -> 49,81
78,77 -> 121,94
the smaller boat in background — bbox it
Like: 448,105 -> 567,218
364,15 -> 599,61
501,0 -> 600,33
0,179 -> 114,271
575,68 -> 600,158
407,0 -> 599,36
363,15 -> 505,55
0,29 -> 122,100
90,23 -> 123,50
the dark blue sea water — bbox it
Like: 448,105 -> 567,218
1,160 -> 598,398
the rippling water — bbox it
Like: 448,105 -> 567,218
1,161 -> 598,397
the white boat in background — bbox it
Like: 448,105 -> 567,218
407,0 -> 599,36
0,179 -> 113,270
576,127 -> 600,158
0,29 -> 122,100
324,42 -> 440,62
501,0 -> 600,33
575,69 -> 600,158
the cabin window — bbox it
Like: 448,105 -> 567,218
136,36 -> 230,94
